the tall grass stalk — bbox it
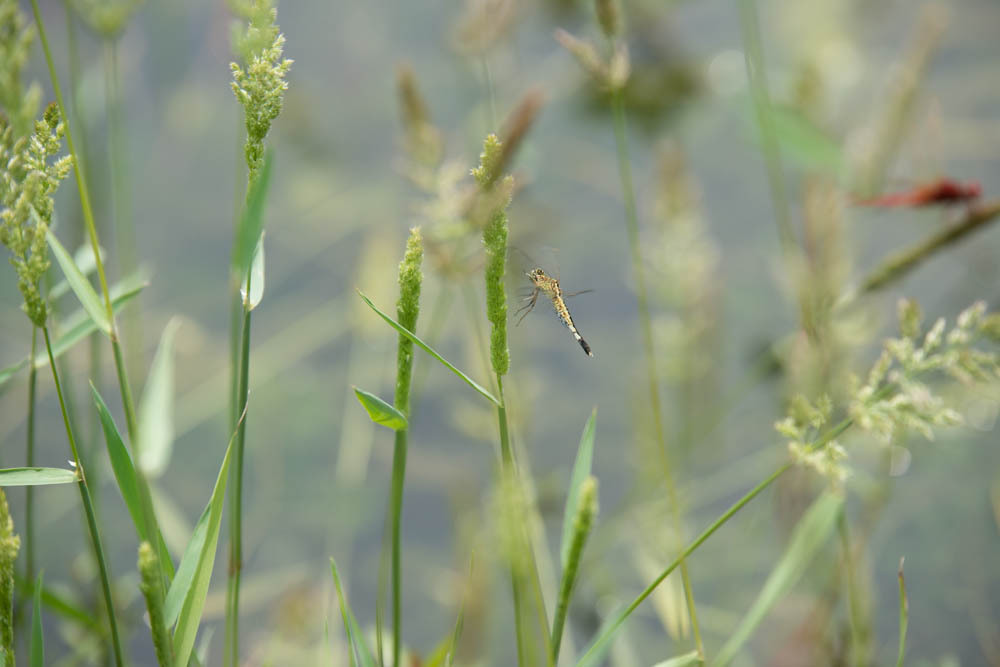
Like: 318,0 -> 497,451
41,326 -> 124,666
24,329 -> 37,588
610,89 -> 704,657
30,0 -> 172,612
226,283 -> 253,665
388,227 -> 423,665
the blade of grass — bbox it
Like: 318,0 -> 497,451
30,573 -> 43,667
561,409 -> 596,569
91,384 -> 146,539
232,153 -> 273,280
0,275 -> 146,388
241,233 -> 265,310
0,468 -> 77,486
138,319 -> 180,477
713,491 -> 843,666
169,432 -> 235,667
357,291 -> 499,406
46,228 -> 110,336
653,650 -> 701,667
330,557 -> 376,667
353,387 -> 408,431
897,557 -> 908,667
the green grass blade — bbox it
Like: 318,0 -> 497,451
48,243 -> 98,300
897,557 -> 908,667
577,603 -> 627,667
0,272 -> 147,388
0,468 -> 77,486
242,232 -> 265,310
169,437 -> 234,667
357,291 -> 499,406
91,383 -> 147,539
445,555 -> 473,667
653,650 -> 701,667
353,387 -> 408,431
30,573 -> 43,667
138,319 -> 180,477
330,557 -> 376,667
232,151 -> 273,279
46,228 -> 111,336
561,409 -> 596,570
713,491 -> 843,666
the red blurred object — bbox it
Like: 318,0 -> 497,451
855,179 -> 982,208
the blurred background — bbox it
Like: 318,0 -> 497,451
1,0 -> 999,664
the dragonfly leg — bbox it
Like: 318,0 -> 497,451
513,289 -> 539,325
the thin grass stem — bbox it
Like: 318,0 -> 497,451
610,89 -> 704,657
226,292 -> 253,666
24,328 -> 38,587
43,327 -> 124,667
390,427 -> 407,666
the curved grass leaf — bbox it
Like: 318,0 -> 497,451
30,573 -> 43,667
0,272 -> 147,388
561,409 -> 596,570
91,384 -> 146,539
357,291 -> 499,406
330,557 -> 376,667
713,491 -> 843,666
168,437 -> 234,667
0,468 -> 77,486
353,387 -> 408,430
46,228 -> 110,336
138,319 -> 180,477
232,151 -> 273,279
49,243 -> 99,300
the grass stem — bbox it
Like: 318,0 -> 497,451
24,328 -> 37,589
610,89 -> 704,658
43,327 -> 124,667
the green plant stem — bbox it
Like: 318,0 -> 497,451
579,405 -> 867,662
838,512 -> 869,665
390,427 -> 407,666
103,38 -> 143,387
495,377 -> 526,665
738,0 -> 793,254
43,327 -> 124,667
25,329 -> 38,588
610,89 -> 704,658
226,294 -> 252,667
858,199 -> 1000,294
33,0 -> 172,592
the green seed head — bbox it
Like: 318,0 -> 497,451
395,227 -> 424,415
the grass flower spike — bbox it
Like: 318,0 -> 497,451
230,4 -> 292,178
0,0 -> 40,136
0,105 -> 73,326
473,134 -> 513,377
395,227 -> 424,414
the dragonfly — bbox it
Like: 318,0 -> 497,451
855,179 -> 982,208
515,267 -> 594,357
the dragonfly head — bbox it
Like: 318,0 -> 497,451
527,267 -> 547,283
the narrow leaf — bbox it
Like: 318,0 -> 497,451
652,650 -> 701,667
169,437 -> 234,667
46,228 -> 110,335
0,274 -> 147,388
353,387 -> 408,430
30,573 -> 43,667
0,468 -> 77,486
577,603 -> 628,667
241,232 -> 265,310
445,555 -> 473,667
357,290 -> 499,406
91,384 -> 147,540
714,491 -> 843,666
561,409 -> 596,570
232,151 -> 273,279
49,243 -> 99,300
330,557 -> 377,667
138,319 -> 180,477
